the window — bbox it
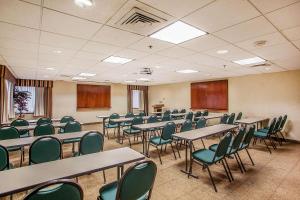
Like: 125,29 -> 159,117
132,90 -> 144,109
14,86 -> 35,113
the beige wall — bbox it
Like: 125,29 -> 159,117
52,81 -> 127,123
148,70 -> 300,141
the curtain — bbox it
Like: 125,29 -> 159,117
44,87 -> 52,118
127,85 -> 149,114
34,87 -> 45,116
6,80 -> 15,119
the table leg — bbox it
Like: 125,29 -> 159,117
180,140 -> 198,178
116,122 -> 122,144
102,118 -> 106,134
117,165 -> 124,180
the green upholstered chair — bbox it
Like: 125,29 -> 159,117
189,133 -> 233,192
147,115 -> 159,136
163,110 -> 171,115
37,117 -> 52,125
236,112 -> 242,121
34,124 -> 55,136
139,111 -> 146,117
123,117 -> 143,147
194,111 -> 202,122
0,126 -> 23,166
105,113 -> 120,139
121,112 -> 135,127
180,120 -> 192,132
11,119 -> 30,137
239,126 -> 256,168
259,116 -> 283,146
209,128 -> 246,176
148,122 -> 180,164
172,109 -> 179,114
161,113 -> 171,122
220,114 -> 229,124
202,110 -> 209,116
180,109 -> 186,113
253,118 -> 277,154
29,136 -> 61,164
59,116 -> 75,133
185,112 -> 193,121
278,115 -> 287,142
24,179 -> 83,200
227,113 -> 235,125
60,121 -> 82,153
195,117 -> 207,148
0,144 -> 11,171
74,131 -> 106,183
98,160 -> 157,200
171,109 -> 179,120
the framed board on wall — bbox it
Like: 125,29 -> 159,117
77,84 -> 111,109
191,80 -> 228,111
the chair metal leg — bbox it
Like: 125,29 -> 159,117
224,158 -> 234,181
156,146 -> 162,164
20,149 -> 23,167
234,154 -> 244,173
221,160 -> 232,182
170,143 -> 177,160
279,131 -> 287,142
245,148 -> 255,166
206,166 -> 217,192
102,170 -> 106,183
188,157 -> 194,178
236,152 -> 246,172
263,139 -> 272,154
201,139 -> 206,148
175,142 -> 181,158
128,136 -> 132,148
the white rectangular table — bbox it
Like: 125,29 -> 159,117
235,117 -> 269,129
13,122 -> 67,132
1,118 -> 60,127
0,147 -> 144,197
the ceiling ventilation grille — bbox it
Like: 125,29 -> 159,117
140,67 -> 153,75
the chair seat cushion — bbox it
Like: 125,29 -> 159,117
99,181 -> 118,200
150,136 -> 171,145
105,124 -> 118,128
63,138 -> 81,144
257,128 -> 268,133
123,128 -> 141,135
209,144 -> 218,152
192,149 -> 217,164
254,131 -> 268,138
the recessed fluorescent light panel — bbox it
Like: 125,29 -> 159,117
103,56 -> 132,64
138,78 -> 150,81
74,0 -> 93,7
79,73 -> 96,77
176,69 -> 198,74
72,76 -> 86,80
150,21 -> 207,44
45,67 -> 55,70
233,57 -> 266,65
125,80 -> 136,83
217,50 -> 229,54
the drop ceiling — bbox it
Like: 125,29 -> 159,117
0,0 -> 300,85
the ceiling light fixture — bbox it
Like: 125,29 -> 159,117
74,0 -> 93,8
176,69 -> 198,74
150,21 -> 207,44
154,66 -> 161,69
233,57 -> 266,65
103,56 -> 132,64
217,50 -> 229,54
45,67 -> 55,70
79,73 -> 96,77
53,50 -> 62,54
72,76 -> 87,80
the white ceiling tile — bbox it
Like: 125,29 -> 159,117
74,51 -> 106,61
114,49 -> 148,60
236,32 -> 288,50
180,34 -> 229,52
282,26 -> 300,41
92,26 -> 144,47
128,37 -> 174,53
249,0 -> 300,14
181,53 -> 227,67
39,45 -> 76,57
23,0 -> 41,5
138,0 -> 214,18
0,38 -> 38,52
252,64 -> 285,73
183,0 -> 260,32
254,43 -> 300,60
204,45 -> 254,61
136,54 -> 169,65
4,55 -> 37,68
0,0 -> 41,28
0,47 -> 37,59
273,55 -> 300,69
82,41 -> 121,55
44,0 -> 127,24
266,2 -> 300,30
67,58 -> 98,69
156,46 -> 197,58
214,16 -> 277,43
292,40 -> 300,49
42,9 -> 102,39
40,32 -> 87,50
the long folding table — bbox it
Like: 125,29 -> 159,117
0,118 -> 60,127
13,122 -> 68,132
235,117 -> 269,130
172,124 -> 239,177
0,147 -> 144,197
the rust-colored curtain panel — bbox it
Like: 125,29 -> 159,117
127,85 -> 149,115
44,87 -> 52,118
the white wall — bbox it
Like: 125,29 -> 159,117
52,81 -> 127,123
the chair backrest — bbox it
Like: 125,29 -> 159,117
37,117 -> 52,126
279,115 -> 287,130
227,113 -> 236,124
125,112 -> 134,118
180,120 -> 192,132
202,110 -> 209,116
163,110 -> 171,115
185,112 -> 193,121
180,109 -> 186,113
236,112 -> 242,121
63,121 -> 81,133
0,145 -> 9,171
213,133 -> 232,162
60,116 -> 75,123
108,113 -> 120,125
115,160 -> 157,200
147,115 -> 158,123
0,127 -> 20,140
139,112 -> 146,117
241,125 -> 255,148
24,179 -> 83,200
195,117 -> 206,129
79,131 -> 104,155
267,118 -> 277,135
161,114 -> 171,122
161,122 -> 176,140
220,114 -> 229,124
29,136 -> 61,164
274,116 -> 282,132
230,128 -> 246,153
34,124 -> 55,136
11,119 -> 29,126
172,109 -> 178,114
131,117 -> 143,129
194,111 -> 202,118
